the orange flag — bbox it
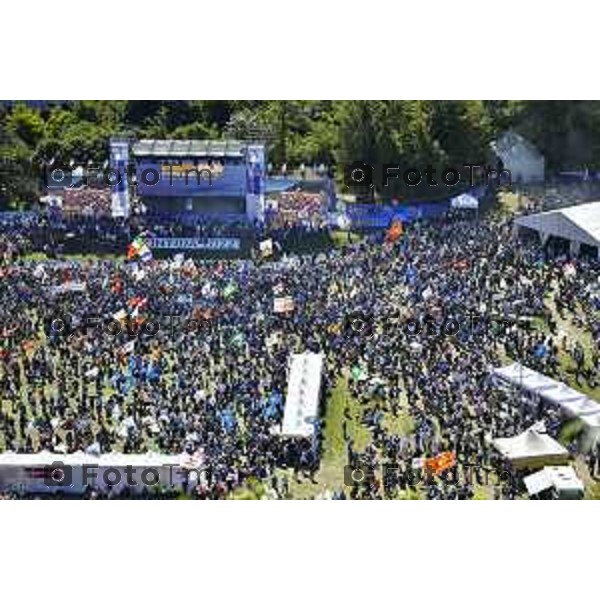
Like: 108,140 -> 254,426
385,219 -> 403,244
425,451 -> 456,476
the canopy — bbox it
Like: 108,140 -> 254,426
492,362 -> 600,423
493,363 -> 555,393
560,395 -> 600,417
0,451 -> 200,468
281,352 -> 324,438
450,193 -> 479,209
578,413 -> 600,429
514,201 -> 600,248
539,384 -> 587,406
493,428 -> 569,470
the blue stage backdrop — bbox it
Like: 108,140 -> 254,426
136,159 -> 247,198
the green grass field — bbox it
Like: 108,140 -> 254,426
4,206 -> 600,498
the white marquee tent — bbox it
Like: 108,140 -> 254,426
493,428 -> 569,470
514,201 -> 600,254
281,352 -> 324,438
450,193 -> 479,210
0,450 -> 205,494
493,363 -> 561,395
492,363 -> 600,424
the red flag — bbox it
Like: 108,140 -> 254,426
111,277 -> 123,294
127,296 -> 148,310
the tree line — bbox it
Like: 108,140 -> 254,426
2,100 -> 600,207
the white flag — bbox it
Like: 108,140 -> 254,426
260,239 -> 273,257
274,296 -> 295,313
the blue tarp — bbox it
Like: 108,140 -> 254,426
346,186 -> 488,229
346,201 -> 450,228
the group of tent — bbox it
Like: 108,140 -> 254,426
492,363 -> 600,429
489,363 -> 596,498
492,426 -> 584,498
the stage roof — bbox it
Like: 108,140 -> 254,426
515,201 -> 600,247
132,139 -> 248,158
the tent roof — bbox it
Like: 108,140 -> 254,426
578,412 -> 600,429
0,451 -> 197,467
540,384 -> 587,405
451,193 -> 479,209
560,395 -> 600,416
493,363 -> 559,393
493,428 -> 568,461
492,363 -> 600,420
515,201 -> 600,247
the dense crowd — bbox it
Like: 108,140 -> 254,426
267,191 -> 328,229
0,210 -> 334,259
62,188 -> 113,216
1,205 -> 599,499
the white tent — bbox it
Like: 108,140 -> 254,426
578,412 -> 600,429
520,374 -> 557,395
493,363 -> 561,396
492,363 -> 600,423
559,395 -> 600,417
514,201 -> 600,254
281,352 -> 324,438
450,193 -> 479,210
523,466 -> 584,499
493,428 -> 569,470
493,363 -> 543,385
538,384 -> 587,407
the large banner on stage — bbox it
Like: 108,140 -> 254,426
245,145 -> 266,222
147,237 -> 241,251
110,140 -> 130,218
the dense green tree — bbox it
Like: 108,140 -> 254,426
514,101 -> 600,170
4,99 -> 600,208
0,121 -> 39,208
5,103 -> 45,148
430,100 -> 493,165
